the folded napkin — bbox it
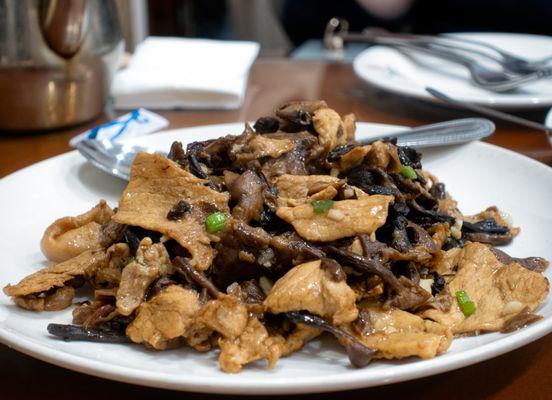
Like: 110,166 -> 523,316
111,37 -> 260,110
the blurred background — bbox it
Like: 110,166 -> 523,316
117,0 -> 552,56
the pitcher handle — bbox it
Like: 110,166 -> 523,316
40,0 -> 88,58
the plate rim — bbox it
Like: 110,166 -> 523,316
353,31 -> 552,110
1,121 -> 551,394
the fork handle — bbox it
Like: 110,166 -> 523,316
360,118 -> 495,148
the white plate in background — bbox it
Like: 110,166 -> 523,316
0,122 -> 551,394
353,32 -> 552,110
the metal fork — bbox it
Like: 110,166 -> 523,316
361,28 -> 552,75
75,118 -> 495,181
441,33 -> 552,73
325,18 -> 552,91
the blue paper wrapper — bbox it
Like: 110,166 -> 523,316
69,109 -> 169,148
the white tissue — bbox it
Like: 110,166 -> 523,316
111,37 -> 260,110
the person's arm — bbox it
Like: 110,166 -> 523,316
355,0 -> 414,19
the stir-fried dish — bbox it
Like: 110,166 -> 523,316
4,100 -> 550,373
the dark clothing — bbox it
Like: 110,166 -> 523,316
282,0 -> 552,46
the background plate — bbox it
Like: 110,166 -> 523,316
353,32 -> 552,110
0,122 -> 551,394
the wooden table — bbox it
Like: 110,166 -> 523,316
1,59 -> 551,399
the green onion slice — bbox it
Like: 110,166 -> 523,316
311,199 -> 334,214
205,212 -> 227,233
455,290 -> 476,316
400,165 -> 417,179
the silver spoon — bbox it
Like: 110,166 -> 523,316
75,118 -> 495,181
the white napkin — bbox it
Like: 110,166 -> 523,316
111,37 -> 260,110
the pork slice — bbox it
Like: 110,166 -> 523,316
113,152 -> 229,271
275,174 -> 343,207
126,285 -> 200,350
219,318 -> 285,373
312,107 -> 348,152
264,259 -> 358,325
4,249 -> 106,300
234,134 -> 295,163
345,302 -> 452,360
92,243 -> 130,288
116,238 -> 172,316
337,141 -> 402,173
276,195 -> 393,242
40,200 -> 113,262
196,294 -> 249,339
421,242 -> 549,334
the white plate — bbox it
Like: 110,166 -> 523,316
353,32 -> 552,109
1,122 -> 551,394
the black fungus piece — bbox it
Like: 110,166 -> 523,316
366,185 -> 398,196
352,310 -> 373,337
462,232 -> 515,246
67,276 -> 85,289
327,247 -> 430,310
173,256 -> 221,299
408,200 -> 455,225
166,200 -> 192,221
253,116 -> 280,134
47,323 -> 130,343
346,342 -> 375,368
346,167 -> 376,187
490,247 -> 549,272
443,236 -> 465,251
146,276 -> 179,300
431,272 -> 446,296
462,219 -> 514,246
327,246 -> 402,292
358,235 -> 387,258
240,280 -> 266,304
186,141 -> 210,180
430,182 -> 446,200
377,136 -> 397,145
350,167 -> 403,198
462,219 -> 509,235
375,203 -> 410,250
276,102 -> 313,128
285,311 -> 376,368
320,258 -> 346,282
98,220 -> 127,248
406,222 -> 436,253
391,215 -> 411,252
397,146 -> 422,169
167,141 -> 187,167
327,144 -> 356,162
122,226 -> 162,256
257,209 -> 276,230
271,232 -> 326,267
501,307 -> 543,333
228,170 -> 266,224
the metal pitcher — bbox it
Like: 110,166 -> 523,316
0,0 -> 124,130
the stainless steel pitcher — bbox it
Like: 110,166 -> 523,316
0,0 -> 124,130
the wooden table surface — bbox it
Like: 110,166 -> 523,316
1,59 -> 551,399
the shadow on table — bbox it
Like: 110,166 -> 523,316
345,84 -> 550,129
0,334 -> 549,400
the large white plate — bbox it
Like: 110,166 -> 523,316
353,32 -> 552,109
0,122 -> 551,394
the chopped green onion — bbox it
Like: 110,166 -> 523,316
205,212 -> 227,233
400,165 -> 417,179
455,290 -> 476,316
311,199 -> 334,214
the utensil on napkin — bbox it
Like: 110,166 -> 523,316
111,37 -> 260,110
